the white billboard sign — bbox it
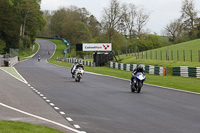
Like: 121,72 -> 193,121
82,43 -> 112,51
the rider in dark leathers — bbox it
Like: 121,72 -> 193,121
131,65 -> 144,85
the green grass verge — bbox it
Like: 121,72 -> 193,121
0,67 -> 25,82
18,42 -> 39,61
50,61 -> 200,93
0,121 -> 63,133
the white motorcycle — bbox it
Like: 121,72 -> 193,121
74,67 -> 84,82
131,72 -> 146,93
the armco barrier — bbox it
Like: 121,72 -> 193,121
57,57 -> 95,67
173,66 -> 200,78
109,62 -> 166,76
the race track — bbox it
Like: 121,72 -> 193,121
15,39 -> 200,133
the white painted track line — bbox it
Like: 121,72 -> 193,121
0,102 -> 84,133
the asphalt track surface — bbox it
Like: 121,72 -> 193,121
0,67 -> 75,132
15,39 -> 200,133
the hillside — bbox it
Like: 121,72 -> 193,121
118,39 -> 200,67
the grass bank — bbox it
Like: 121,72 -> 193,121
0,121 -> 63,133
119,39 -> 200,62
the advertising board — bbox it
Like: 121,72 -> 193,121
82,43 -> 112,51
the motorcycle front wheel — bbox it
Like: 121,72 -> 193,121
131,84 -> 135,92
137,82 -> 142,93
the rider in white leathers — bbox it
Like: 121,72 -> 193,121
71,61 -> 79,74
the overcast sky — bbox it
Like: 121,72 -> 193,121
40,0 -> 200,34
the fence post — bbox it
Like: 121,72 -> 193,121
138,50 -> 139,59
177,50 -> 179,61
142,51 -> 143,59
135,49 -> 136,57
191,50 -> 192,62
160,50 -> 162,60
199,50 -> 200,62
150,51 -> 152,60
155,51 -> 157,60
183,50 -> 185,61
171,50 -> 173,60
146,51 -> 147,59
132,49 -> 133,56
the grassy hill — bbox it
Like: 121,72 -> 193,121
118,39 -> 200,68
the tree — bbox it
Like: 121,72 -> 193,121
164,18 -> 184,42
181,0 -> 198,30
121,3 -> 137,39
102,0 -> 123,42
87,15 -> 101,38
181,0 -> 198,38
0,0 -> 20,50
135,7 -> 150,36
61,21 -> 91,45
78,7 -> 90,23
50,8 -> 67,37
15,0 -> 45,46
0,39 -> 6,52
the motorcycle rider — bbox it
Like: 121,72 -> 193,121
71,61 -> 79,74
38,55 -> 41,61
131,65 -> 144,85
75,62 -> 85,71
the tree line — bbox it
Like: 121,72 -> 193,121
0,0 -> 46,52
1,0 -> 199,55
40,0 -> 200,57
163,0 -> 200,44
39,0 -> 161,56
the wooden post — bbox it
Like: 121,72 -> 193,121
132,49 -> 133,56
183,50 -> 185,61
177,50 -> 179,61
191,50 -> 192,62
138,50 -> 139,59
142,51 -> 143,59
155,51 -> 157,60
146,51 -> 147,59
160,50 -> 162,60
199,50 -> 200,62
171,50 -> 173,60
135,49 -> 136,57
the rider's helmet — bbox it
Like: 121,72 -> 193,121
137,65 -> 143,72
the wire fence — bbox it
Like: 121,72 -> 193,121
121,49 -> 200,62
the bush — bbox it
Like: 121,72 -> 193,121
0,39 -> 6,52
23,36 -> 31,49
